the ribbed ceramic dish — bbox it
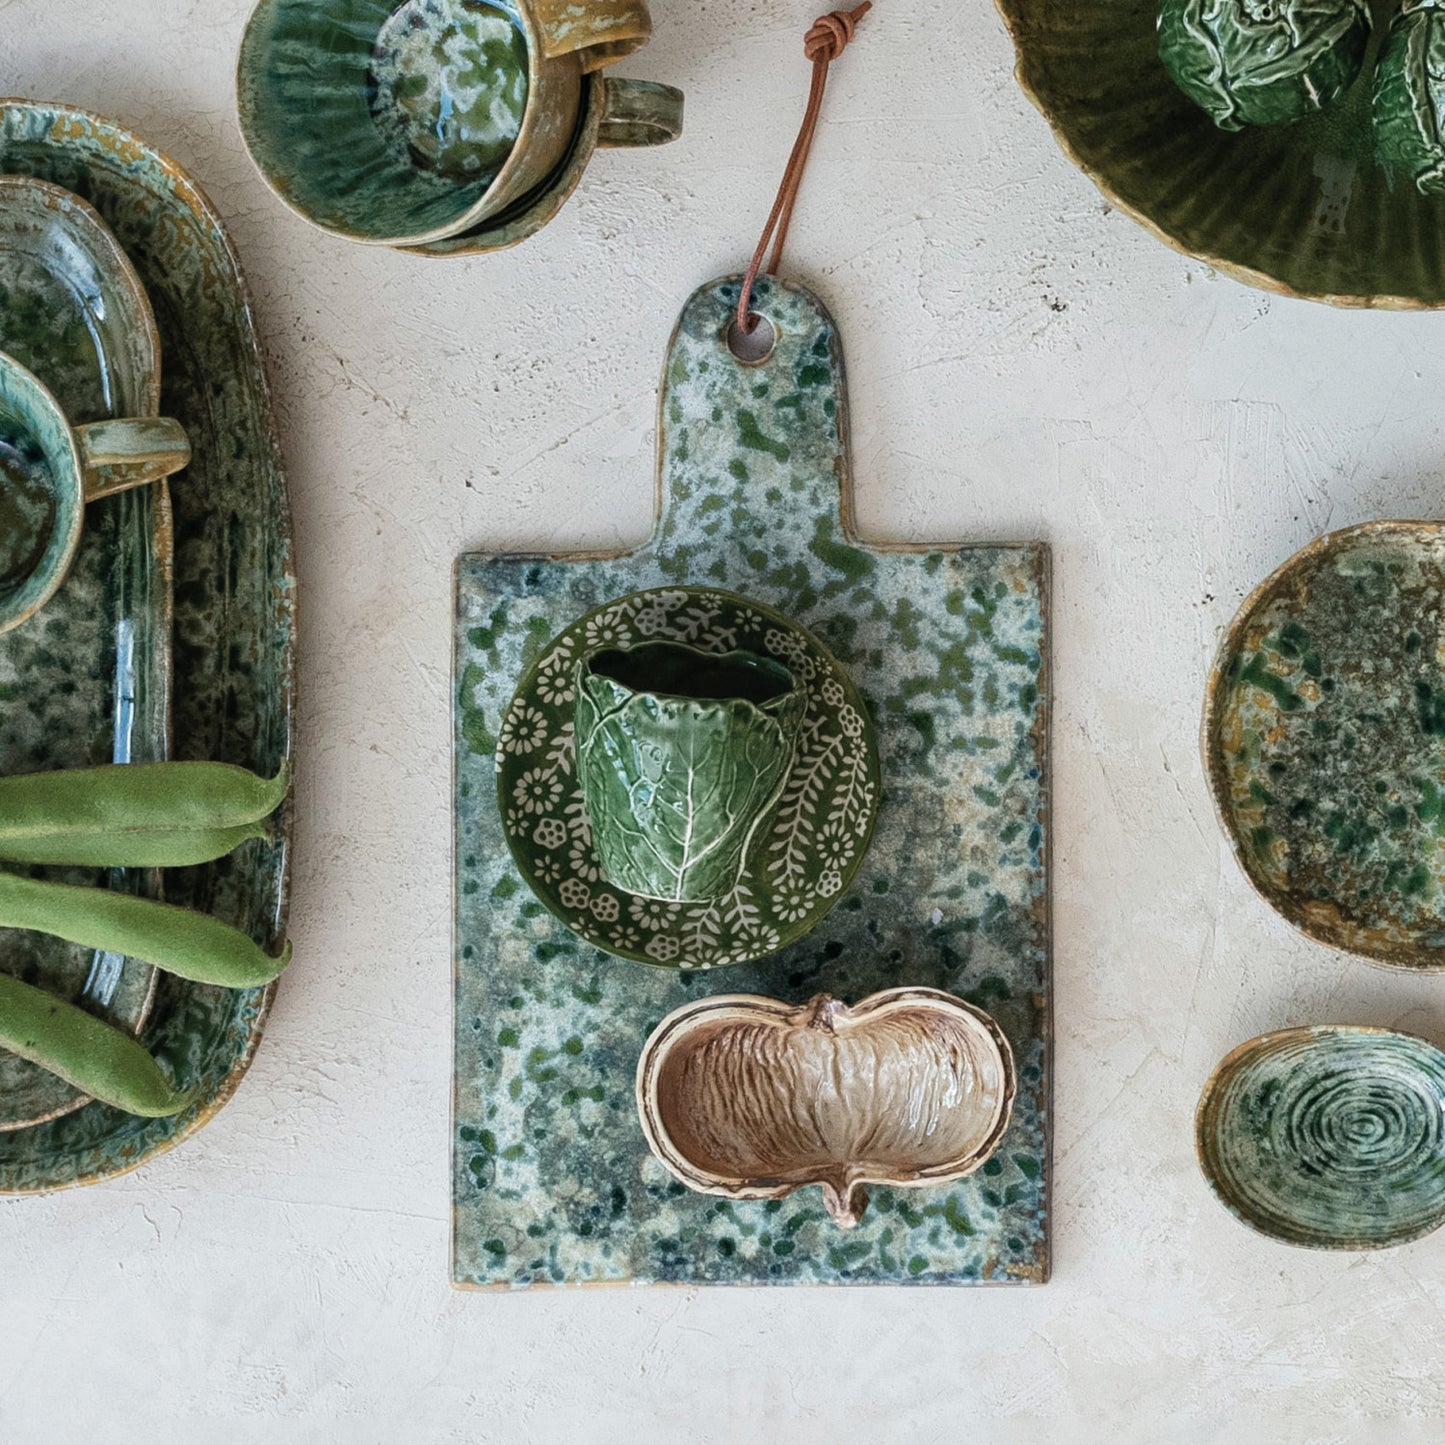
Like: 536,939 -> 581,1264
1204,522 -> 1445,968
997,0 -> 1445,306
637,988 -> 1017,1229
0,100 -> 296,1193
1198,1025 -> 1445,1248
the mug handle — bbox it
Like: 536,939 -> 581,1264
75,418 -> 191,502
533,0 -> 650,72
597,79 -> 684,149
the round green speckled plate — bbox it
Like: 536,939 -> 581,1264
998,0 -> 1445,305
1205,522 -> 1445,968
497,586 -> 881,969
1198,1025 -> 1445,1249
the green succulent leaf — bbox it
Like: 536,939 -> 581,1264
1158,0 -> 1371,130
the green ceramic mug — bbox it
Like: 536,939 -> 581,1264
403,73 -> 687,258
574,641 -> 808,903
0,352 -> 189,635
237,0 -> 683,247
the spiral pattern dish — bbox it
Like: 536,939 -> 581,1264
1197,1025 -> 1445,1249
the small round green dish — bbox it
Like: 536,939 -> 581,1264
496,587 -> 881,969
997,0 -> 1445,305
1204,522 -> 1445,968
1197,1024 -> 1445,1249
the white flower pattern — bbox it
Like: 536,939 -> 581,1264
558,878 -> 590,911
534,650 -> 575,706
629,896 -> 681,931
499,704 -> 549,755
513,768 -> 562,815
644,934 -> 681,963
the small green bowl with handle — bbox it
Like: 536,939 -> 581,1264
0,351 -> 189,635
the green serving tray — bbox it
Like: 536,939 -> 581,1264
0,101 -> 296,1193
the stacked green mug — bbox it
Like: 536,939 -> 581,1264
236,0 -> 684,256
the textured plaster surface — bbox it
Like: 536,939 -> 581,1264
6,0 -> 1445,1438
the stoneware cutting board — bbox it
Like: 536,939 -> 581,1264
452,274 -> 1051,1286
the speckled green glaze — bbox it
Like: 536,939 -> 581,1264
1198,1025 -> 1445,1248
1157,0 -> 1371,130
404,73 -> 683,258
0,356 -> 87,632
369,0 -> 529,185
454,275 -> 1050,1287
1000,0 -> 1445,304
238,0 -> 527,243
0,101 -> 295,1193
1374,0 -> 1445,193
499,590 -> 878,962
1206,522 -> 1445,968
236,0 -> 605,246
0,175 -> 168,1132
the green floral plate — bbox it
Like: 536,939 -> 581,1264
1205,522 -> 1445,968
496,586 -> 881,968
0,100 -> 295,1193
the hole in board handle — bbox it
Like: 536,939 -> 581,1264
726,314 -> 777,366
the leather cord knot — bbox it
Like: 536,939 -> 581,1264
804,6 -> 867,63
735,2 -> 872,337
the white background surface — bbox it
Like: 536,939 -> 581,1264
4,0 -> 1445,1438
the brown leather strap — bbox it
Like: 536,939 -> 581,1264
736,3 -> 871,335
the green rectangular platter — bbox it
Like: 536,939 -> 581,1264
454,274 -> 1050,1286
0,100 -> 296,1194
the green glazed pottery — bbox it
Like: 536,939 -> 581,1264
0,350 -> 188,635
1373,0 -> 1445,194
369,0 -> 531,186
1205,522 -> 1445,968
405,73 -> 684,258
0,100 -> 295,1194
998,0 -> 1445,303
0,174 -> 171,1133
498,586 -> 880,967
0,178 -> 158,427
1157,0 -> 1371,130
1197,1024 -> 1445,1249
574,638 -> 808,902
236,0 -> 680,247
637,987 -> 1016,1230
455,275 -> 1050,1287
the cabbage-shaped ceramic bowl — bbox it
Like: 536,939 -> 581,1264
636,987 -> 1017,1228
998,0 -> 1445,306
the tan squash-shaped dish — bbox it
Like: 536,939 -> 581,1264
636,987 -> 1017,1228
